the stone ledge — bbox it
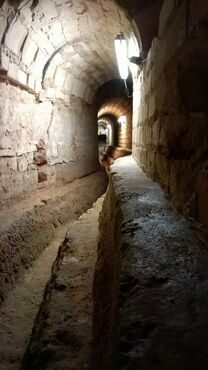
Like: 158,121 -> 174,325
0,170 -> 107,304
94,156 -> 208,370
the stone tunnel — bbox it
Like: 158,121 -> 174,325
0,0 -> 208,369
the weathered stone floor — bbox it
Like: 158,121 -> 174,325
22,196 -> 104,370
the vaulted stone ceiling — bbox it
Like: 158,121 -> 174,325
0,0 -> 135,104
98,97 -> 131,120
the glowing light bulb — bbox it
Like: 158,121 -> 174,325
114,33 -> 129,80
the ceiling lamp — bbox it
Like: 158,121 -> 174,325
114,32 -> 129,80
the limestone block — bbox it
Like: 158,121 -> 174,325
64,73 -> 74,93
64,93 -> 71,105
0,135 -> 13,149
181,113 -> 208,159
0,149 -> 15,157
155,153 -> 170,188
146,149 -> 156,175
146,48 -> 152,75
0,49 -> 9,70
72,79 -> 86,99
148,93 -> 156,119
44,40 -> 55,56
169,160 -> 193,210
17,70 -> 27,86
55,89 -> 65,100
141,103 -> 148,123
152,120 -> 160,146
0,15 -> 7,43
27,74 -> 36,90
154,73 -> 166,113
33,50 -> 48,77
162,2 -> 186,66
19,6 -> 33,28
44,62 -> 57,84
35,78 -> 42,92
48,22 -> 65,47
132,108 -> 140,130
144,74 -> 152,97
139,147 -> 147,167
84,86 -> 94,104
159,0 -> 176,36
0,157 -> 17,173
17,143 -> 36,157
54,68 -> 67,88
145,123 -> 152,145
159,115 -> 187,150
5,19 -> 28,55
136,106 -> 142,126
40,88 -> 56,100
52,52 -> 63,64
0,158 -> 8,174
7,63 -> 19,81
21,36 -> 38,67
159,66 -> 181,113
155,3 -> 186,79
7,157 -> 17,172
17,155 -> 28,172
31,30 -> 48,50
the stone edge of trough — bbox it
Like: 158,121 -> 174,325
0,170 -> 108,304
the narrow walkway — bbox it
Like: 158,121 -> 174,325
22,196 -> 104,370
111,157 -> 208,370
0,222 -> 71,370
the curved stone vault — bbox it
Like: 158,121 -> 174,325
0,0 -> 134,103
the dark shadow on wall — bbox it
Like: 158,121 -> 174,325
6,0 -> 39,9
95,78 -> 133,107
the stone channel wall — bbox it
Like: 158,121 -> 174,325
132,0 -> 208,226
0,170 -> 107,303
0,82 -> 99,208
93,157 -> 208,370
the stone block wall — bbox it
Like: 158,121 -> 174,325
133,0 -> 208,226
0,82 -> 99,208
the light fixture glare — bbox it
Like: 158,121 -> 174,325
114,33 -> 129,80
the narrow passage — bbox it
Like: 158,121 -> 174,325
22,196 -> 104,370
0,222 -> 72,370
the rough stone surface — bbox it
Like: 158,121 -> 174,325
94,157 -> 208,370
132,1 -> 208,227
0,0 -> 133,101
0,82 -> 100,206
0,170 -> 107,303
22,195 -> 104,370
